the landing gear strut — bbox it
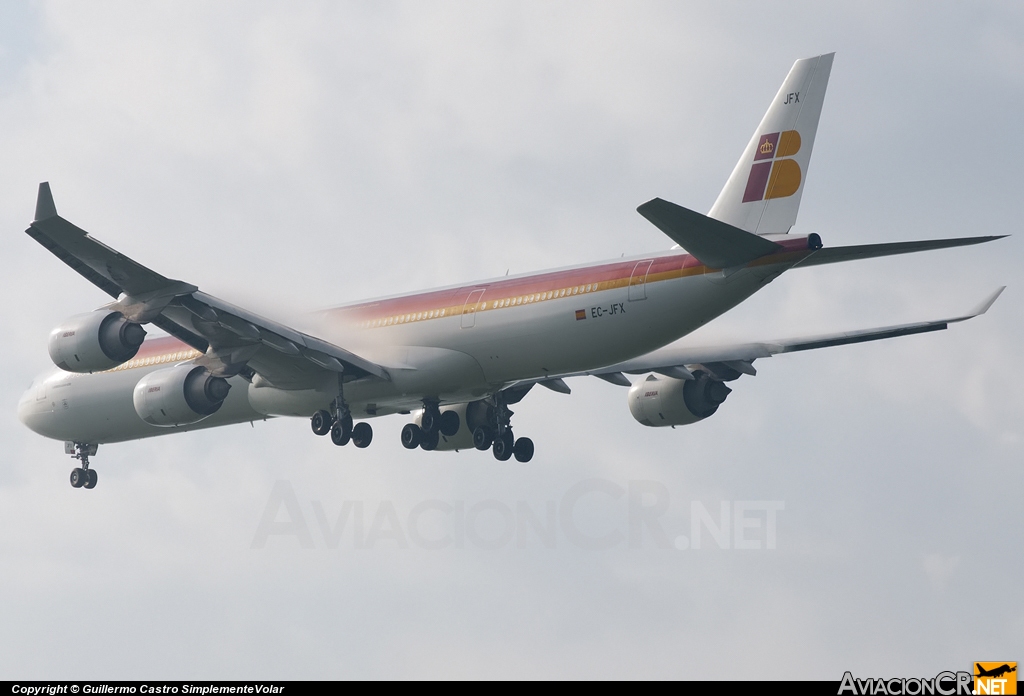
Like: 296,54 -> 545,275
66,441 -> 99,489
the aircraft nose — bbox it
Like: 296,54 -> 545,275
17,376 -> 59,437
17,386 -> 34,426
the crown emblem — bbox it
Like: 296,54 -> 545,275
759,140 -> 774,155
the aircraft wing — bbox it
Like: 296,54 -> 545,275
574,287 -> 1005,386
26,183 -> 389,386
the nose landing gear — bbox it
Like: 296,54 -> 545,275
66,441 -> 98,489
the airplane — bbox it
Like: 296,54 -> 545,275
975,664 -> 1017,680
18,53 -> 1006,489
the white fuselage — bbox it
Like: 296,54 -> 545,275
18,243 -> 809,445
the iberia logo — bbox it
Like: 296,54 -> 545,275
742,129 -> 802,202
974,662 -> 1017,695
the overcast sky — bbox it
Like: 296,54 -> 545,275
1,1 -> 1021,680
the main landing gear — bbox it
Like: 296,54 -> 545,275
66,441 -> 98,489
471,395 -> 534,462
310,398 -> 373,449
470,415 -> 534,463
401,398 -> 535,462
400,402 -> 457,452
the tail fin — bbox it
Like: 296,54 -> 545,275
708,53 -> 834,236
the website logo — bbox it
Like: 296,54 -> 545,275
974,662 -> 1017,695
742,129 -> 802,202
837,664 -> 1018,696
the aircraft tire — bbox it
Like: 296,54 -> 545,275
401,423 -> 422,449
352,422 -> 373,448
492,433 -> 513,461
331,419 -> 351,446
439,410 -> 460,437
421,409 -> 440,434
84,469 -> 98,489
70,468 -> 85,488
420,429 -> 439,451
473,426 -> 492,451
311,410 -> 333,436
513,437 -> 534,463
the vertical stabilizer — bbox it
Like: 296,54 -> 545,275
708,53 -> 834,235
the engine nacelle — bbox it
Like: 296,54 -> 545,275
628,370 -> 731,427
48,310 -> 147,373
133,364 -> 231,427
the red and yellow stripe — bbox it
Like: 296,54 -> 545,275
114,240 -> 813,358
328,240 -> 812,329
104,336 -> 201,372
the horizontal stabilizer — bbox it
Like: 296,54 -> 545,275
794,236 -> 1006,268
637,198 -> 783,269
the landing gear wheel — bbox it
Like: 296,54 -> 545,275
421,409 -> 440,434
70,468 -> 86,488
84,469 -> 98,489
492,432 -> 514,461
513,437 -> 534,463
420,429 -> 440,451
352,422 -> 373,448
331,418 -> 352,446
473,426 -> 493,451
311,410 -> 333,436
401,423 -> 422,449
439,410 -> 460,437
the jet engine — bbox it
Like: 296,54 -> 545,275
627,370 -> 731,427
48,310 -> 147,373
133,364 -> 231,427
